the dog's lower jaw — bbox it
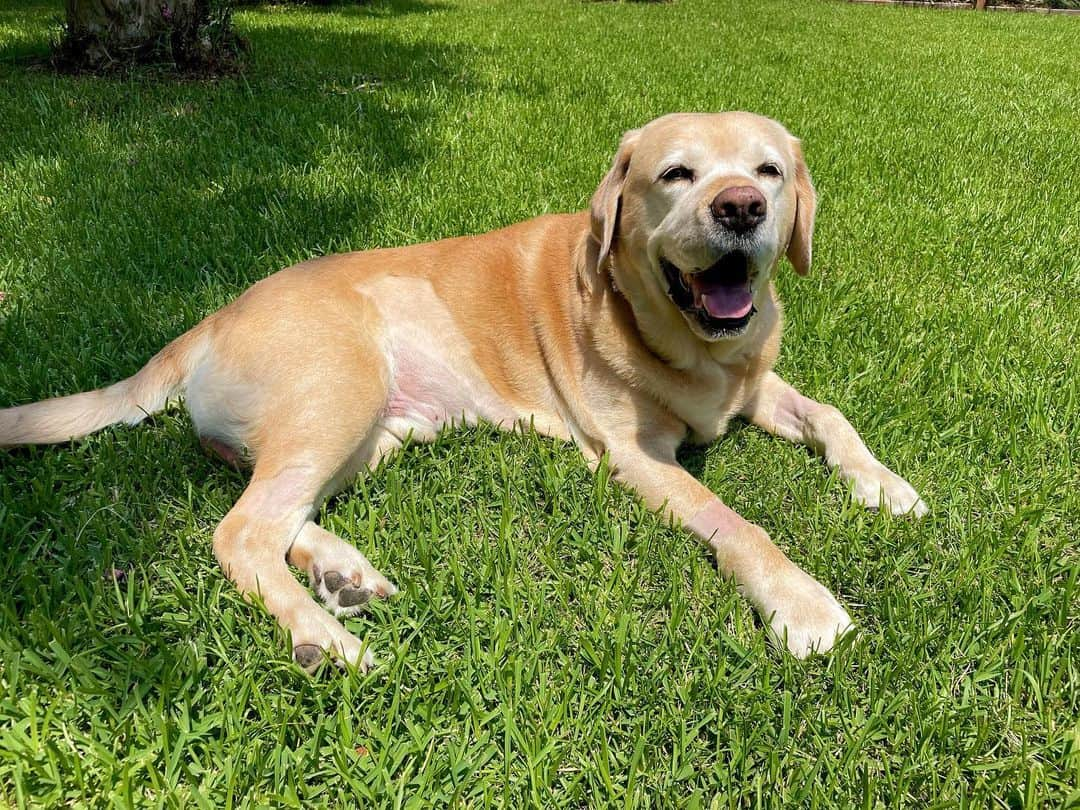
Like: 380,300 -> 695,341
682,306 -> 756,342
658,256 -> 761,341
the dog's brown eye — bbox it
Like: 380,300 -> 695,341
757,163 -> 783,178
659,165 -> 694,183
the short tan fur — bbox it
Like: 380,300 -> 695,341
0,113 -> 926,670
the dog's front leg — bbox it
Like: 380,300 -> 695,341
741,371 -> 928,517
608,443 -> 853,658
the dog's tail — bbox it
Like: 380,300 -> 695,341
0,321 -> 213,448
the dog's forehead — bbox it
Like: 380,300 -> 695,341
636,113 -> 791,167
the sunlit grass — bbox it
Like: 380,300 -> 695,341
0,0 -> 1078,806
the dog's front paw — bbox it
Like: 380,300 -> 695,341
763,568 -> 854,658
850,464 -> 928,518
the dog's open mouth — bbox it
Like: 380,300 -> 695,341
660,252 -> 756,336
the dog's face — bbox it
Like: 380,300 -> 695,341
591,112 -> 816,342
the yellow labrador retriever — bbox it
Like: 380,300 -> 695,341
0,112 -> 926,671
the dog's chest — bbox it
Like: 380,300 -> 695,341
661,353 -> 763,444
663,306 -> 780,443
668,374 -> 743,443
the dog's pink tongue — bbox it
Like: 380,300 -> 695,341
695,281 -> 753,319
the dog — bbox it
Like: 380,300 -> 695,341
0,112 -> 927,671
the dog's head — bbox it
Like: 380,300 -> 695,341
590,112 -> 816,342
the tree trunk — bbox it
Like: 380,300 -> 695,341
55,0 -> 244,72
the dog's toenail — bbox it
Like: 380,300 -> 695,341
293,644 -> 323,669
337,586 -> 372,608
323,571 -> 346,592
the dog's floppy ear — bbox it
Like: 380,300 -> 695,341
590,128 -> 640,272
786,139 -> 817,276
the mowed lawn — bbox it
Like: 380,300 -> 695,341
0,0 -> 1078,805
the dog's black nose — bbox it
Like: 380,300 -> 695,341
710,186 -> 767,233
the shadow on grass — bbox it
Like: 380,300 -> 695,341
0,7 -> 487,379
0,2 -> 489,683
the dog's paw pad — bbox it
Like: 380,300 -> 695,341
321,569 -> 372,612
322,570 -> 349,593
293,639 -> 374,674
313,565 -> 394,618
293,644 -> 325,671
337,585 -> 373,608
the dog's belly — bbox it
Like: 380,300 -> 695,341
364,276 -> 528,443
382,339 -> 517,437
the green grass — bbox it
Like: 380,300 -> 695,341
0,0 -> 1078,806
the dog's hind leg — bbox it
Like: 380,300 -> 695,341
208,339 -> 396,672
213,461 -> 375,672
283,423 -> 419,617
